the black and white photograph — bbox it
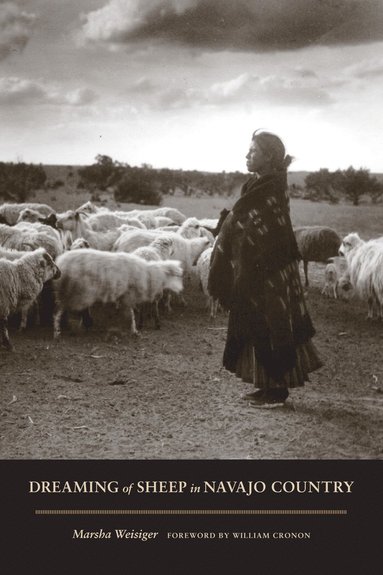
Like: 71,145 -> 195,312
0,1 -> 382,572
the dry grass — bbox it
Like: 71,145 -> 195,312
27,183 -> 383,241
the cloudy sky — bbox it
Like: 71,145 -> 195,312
1,0 -> 383,172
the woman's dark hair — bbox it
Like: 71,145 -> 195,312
252,130 -> 294,172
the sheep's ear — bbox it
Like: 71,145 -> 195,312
44,214 -> 57,226
40,252 -> 52,267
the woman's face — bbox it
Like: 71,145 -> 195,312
245,138 -> 270,173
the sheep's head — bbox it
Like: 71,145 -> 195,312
56,210 -> 81,231
339,233 -> 362,256
162,261 -> 184,294
78,201 -> 97,214
70,238 -> 90,250
180,217 -> 201,238
154,237 -> 174,257
337,273 -> 353,301
17,208 -> 41,223
37,249 -> 61,281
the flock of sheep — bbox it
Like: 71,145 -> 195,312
0,199 -> 382,351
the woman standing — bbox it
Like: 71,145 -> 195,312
208,130 -> 322,406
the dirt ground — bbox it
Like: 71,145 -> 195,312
1,260 -> 382,460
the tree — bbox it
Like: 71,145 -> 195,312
304,169 -> 340,203
114,167 -> 162,205
78,154 -> 122,190
338,166 -> 377,206
0,162 -> 46,202
367,177 -> 383,204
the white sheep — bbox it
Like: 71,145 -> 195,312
76,201 -> 109,214
174,217 -> 214,245
0,223 -> 50,254
132,236 -> 174,262
126,207 -> 186,225
196,247 -> 219,319
0,248 -> 60,349
132,237 -> 175,329
121,210 -> 157,229
0,246 -> 34,260
177,217 -> 202,239
113,230 -> 209,273
321,256 -> 349,299
87,212 -> 145,232
17,208 -> 58,229
0,203 -> 55,226
339,232 -> 383,319
198,218 -> 219,230
294,226 -> 342,287
56,210 -> 121,251
149,207 -> 186,225
0,245 -> 47,328
14,221 -> 64,258
53,249 -> 184,338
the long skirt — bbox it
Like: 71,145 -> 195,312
235,340 -> 322,388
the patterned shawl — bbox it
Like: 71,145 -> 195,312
208,173 -> 315,380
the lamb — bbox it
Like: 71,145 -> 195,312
56,210 -> 121,251
321,256 -> 349,299
0,203 -> 55,225
339,232 -> 383,319
0,248 -> 60,349
53,249 -> 184,337
196,247 -> 219,319
294,226 -> 342,287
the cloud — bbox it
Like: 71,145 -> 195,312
208,73 -> 333,107
80,0 -> 383,52
0,2 -> 35,60
352,60 -> 383,79
0,76 -> 98,106
135,70 -> 333,111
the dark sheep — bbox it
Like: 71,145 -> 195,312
294,226 -> 342,287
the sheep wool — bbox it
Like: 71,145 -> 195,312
0,248 -> 60,350
294,225 -> 342,287
53,249 -> 184,337
196,247 -> 219,319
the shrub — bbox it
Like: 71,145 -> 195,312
114,168 -> 162,205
